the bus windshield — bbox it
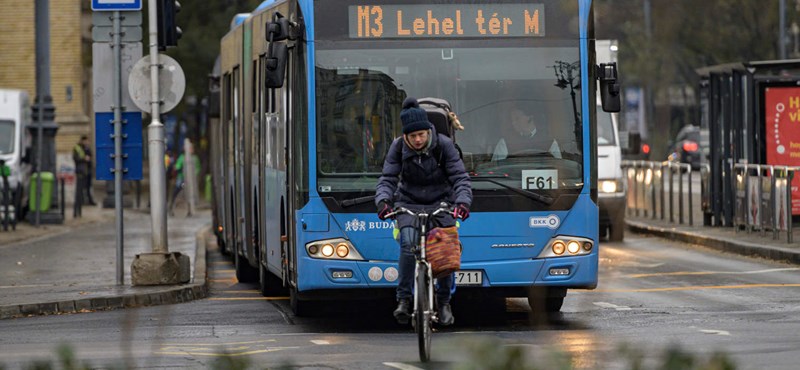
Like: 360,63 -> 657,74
314,2 -> 583,196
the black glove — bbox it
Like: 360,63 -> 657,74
377,200 -> 394,220
454,203 -> 470,220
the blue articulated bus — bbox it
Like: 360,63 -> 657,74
211,0 -> 620,315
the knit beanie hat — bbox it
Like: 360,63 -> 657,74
400,97 -> 433,134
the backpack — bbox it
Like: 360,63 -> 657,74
391,97 -> 462,174
417,97 -> 463,142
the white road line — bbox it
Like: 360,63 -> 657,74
310,340 -> 330,345
383,363 -> 425,370
699,329 -> 731,336
593,301 -> 632,311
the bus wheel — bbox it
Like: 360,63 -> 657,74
234,247 -> 258,283
259,260 -> 287,297
290,286 -> 312,317
527,287 -> 566,313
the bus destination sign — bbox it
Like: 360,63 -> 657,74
349,4 -> 545,39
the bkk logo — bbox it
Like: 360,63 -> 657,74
529,214 -> 560,229
345,218 -> 393,232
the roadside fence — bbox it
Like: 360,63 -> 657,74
621,160 -> 797,243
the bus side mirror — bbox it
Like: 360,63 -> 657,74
265,14 -> 291,42
265,43 -> 288,88
264,12 -> 292,88
598,63 -> 621,113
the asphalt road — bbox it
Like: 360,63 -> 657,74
2,232 -> 800,369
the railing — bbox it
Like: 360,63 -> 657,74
621,160 -> 798,243
621,160 -> 693,226
731,164 -> 796,243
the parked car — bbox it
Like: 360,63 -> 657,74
666,125 -> 708,170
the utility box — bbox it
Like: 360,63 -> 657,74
28,172 -> 54,212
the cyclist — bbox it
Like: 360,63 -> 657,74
376,97 -> 472,326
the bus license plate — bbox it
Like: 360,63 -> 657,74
455,270 -> 482,286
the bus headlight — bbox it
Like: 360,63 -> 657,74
538,236 -> 594,258
599,179 -> 622,193
305,238 -> 364,260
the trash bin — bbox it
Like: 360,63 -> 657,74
28,172 -> 54,212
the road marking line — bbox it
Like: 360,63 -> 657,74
0,284 -> 54,289
699,329 -> 730,336
213,269 -> 236,273
208,297 -> 289,301
156,347 -> 299,357
384,362 -> 425,370
311,340 -> 330,345
591,283 -> 800,293
162,339 -> 277,346
216,290 -> 261,294
593,301 -> 631,311
627,267 -> 800,279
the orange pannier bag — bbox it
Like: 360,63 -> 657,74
426,226 -> 462,279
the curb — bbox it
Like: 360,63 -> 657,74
0,226 -> 210,320
626,220 -> 800,265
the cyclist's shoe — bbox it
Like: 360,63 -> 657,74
438,303 -> 454,326
393,299 -> 412,324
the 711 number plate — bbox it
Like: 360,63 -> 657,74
455,270 -> 482,286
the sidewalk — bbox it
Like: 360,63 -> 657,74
626,213 -> 800,265
0,201 -> 210,320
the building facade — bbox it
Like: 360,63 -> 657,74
0,0 -> 91,160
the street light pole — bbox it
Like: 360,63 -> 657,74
781,0 -> 787,59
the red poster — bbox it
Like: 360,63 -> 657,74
765,87 -> 800,214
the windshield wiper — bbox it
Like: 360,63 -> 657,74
470,175 -> 554,206
340,195 -> 375,208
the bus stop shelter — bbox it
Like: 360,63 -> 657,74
697,59 -> 800,227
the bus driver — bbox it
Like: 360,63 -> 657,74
375,97 -> 472,326
492,105 -> 561,161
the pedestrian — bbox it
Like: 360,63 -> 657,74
72,135 -> 91,217
169,144 -> 200,216
375,97 -> 472,326
81,136 -> 97,205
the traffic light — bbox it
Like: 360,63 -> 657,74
157,0 -> 181,50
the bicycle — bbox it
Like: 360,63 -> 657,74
386,202 -> 458,363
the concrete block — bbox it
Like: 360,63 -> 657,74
135,294 -> 151,306
0,305 -> 21,319
90,298 -> 107,309
75,299 -> 93,312
131,252 -> 191,285
38,303 -> 57,315
122,295 -> 137,307
148,293 -> 162,305
57,301 -> 76,313
106,297 -> 124,309
20,304 -> 40,316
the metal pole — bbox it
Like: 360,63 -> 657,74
781,0 -> 787,59
651,163 -> 657,220
669,162 -> 675,222
788,170 -> 794,243
634,164 -> 640,217
678,164 -> 684,224
148,0 -> 168,253
688,166 -> 693,226
660,164 -> 665,220
112,11 -> 125,285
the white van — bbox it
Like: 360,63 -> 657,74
0,89 -> 32,221
597,107 -> 626,240
596,40 -> 626,241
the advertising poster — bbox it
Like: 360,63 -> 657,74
764,87 -> 800,214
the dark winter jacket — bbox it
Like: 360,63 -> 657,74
375,131 -> 472,228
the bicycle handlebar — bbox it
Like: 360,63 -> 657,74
384,203 -> 456,220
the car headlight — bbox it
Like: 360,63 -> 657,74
305,238 -> 364,260
538,236 -> 594,258
599,179 -> 623,193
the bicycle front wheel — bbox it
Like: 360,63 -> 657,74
415,263 -> 432,362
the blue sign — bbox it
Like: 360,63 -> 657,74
92,0 -> 141,11
95,112 -> 143,181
